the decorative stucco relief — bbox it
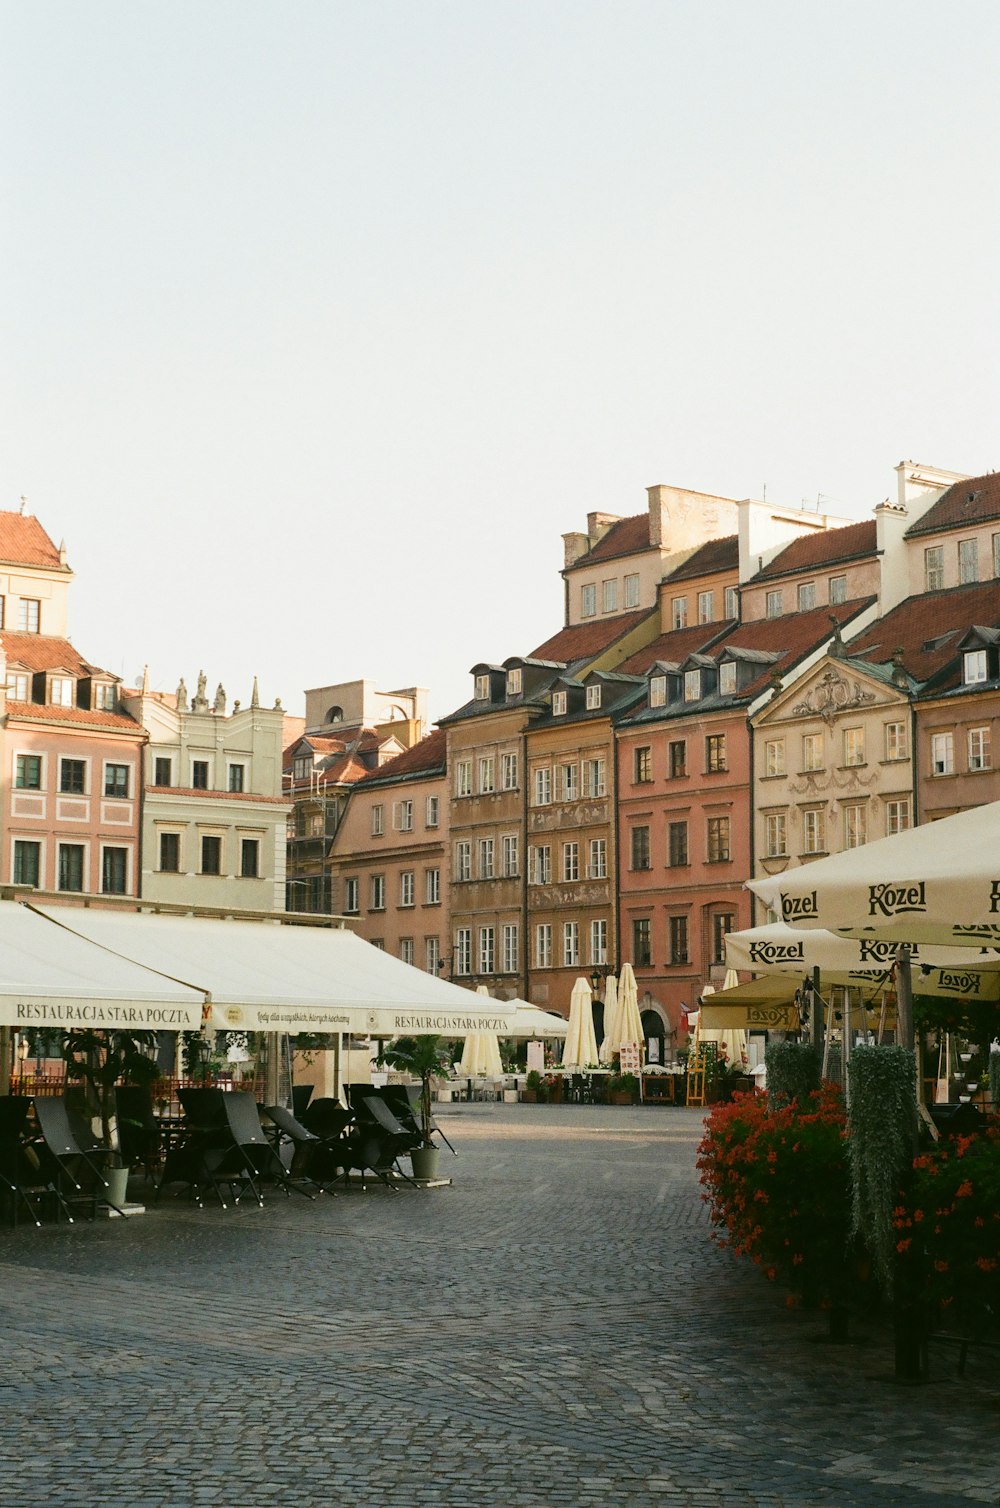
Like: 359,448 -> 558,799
790,669 -> 878,726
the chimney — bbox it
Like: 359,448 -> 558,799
562,531 -> 590,568
646,485 -> 669,548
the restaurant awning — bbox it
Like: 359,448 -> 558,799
698,974 -> 802,1031
32,906 -> 514,1037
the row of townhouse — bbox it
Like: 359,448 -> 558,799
315,461 -> 1000,1056
0,509 -> 289,911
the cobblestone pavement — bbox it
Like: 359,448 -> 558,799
1,1104 -> 998,1508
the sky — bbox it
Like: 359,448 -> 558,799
3,2 -> 999,724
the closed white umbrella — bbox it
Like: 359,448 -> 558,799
616,962 -> 643,1050
598,973 -> 620,1064
562,977 -> 599,1070
460,987 -> 505,1076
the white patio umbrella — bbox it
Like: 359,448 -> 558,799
502,1000 -> 569,1038
459,987 -> 505,1077
616,962 -> 644,1050
562,977 -> 599,1070
598,972 -> 621,1064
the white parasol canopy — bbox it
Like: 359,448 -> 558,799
562,977 -> 599,1070
502,1000 -> 569,1038
598,972 -> 621,1064
459,987 -> 505,1076
748,801 -> 1000,947
613,962 -> 643,1054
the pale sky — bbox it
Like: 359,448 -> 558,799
3,2 -> 999,724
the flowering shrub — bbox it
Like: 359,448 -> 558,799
697,1087 -> 854,1309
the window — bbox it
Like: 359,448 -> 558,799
668,821 -> 688,866
474,674 -> 491,701
559,763 -> 579,801
507,667 -> 522,696
649,675 -> 667,708
671,597 -> 688,630
104,763 -> 129,799
631,827 -> 651,871
454,928 -> 472,976
479,757 -> 495,793
192,760 -> 209,790
477,838 -> 494,880
455,841 -> 472,882
371,804 -> 384,836
394,799 -> 414,831
829,574 -> 847,605
624,573 -> 640,608
228,764 -> 246,794
803,808 -> 825,854
994,532 -> 1000,578
479,927 -> 495,974
765,739 -> 785,776
502,924 -> 519,973
588,838 -> 607,878
153,757 -> 172,787
712,913 -> 734,965
964,650 -> 988,684
766,590 -> 783,619
581,583 -> 596,618
724,586 -> 738,619
886,799 -> 910,836
683,669 -> 701,702
634,746 -> 652,783
589,919 -> 608,965
802,733 -> 823,771
425,795 -> 440,827
159,832 -> 180,872
669,741 -> 687,778
400,938 -> 414,966
529,845 -> 551,885
669,916 -> 688,965
885,722 -> 908,761
707,816 -> 730,862
633,918 -> 652,967
562,841 -> 579,882
6,672 -> 28,700
969,726 -> 992,772
925,545 -> 944,591
705,734 -> 727,773
533,767 -> 552,805
425,937 -> 440,974
602,579 -> 618,613
455,760 -> 472,797
697,590 -> 714,624
582,758 -> 605,797
501,834 -> 518,877
50,676 -> 74,707
102,847 -> 128,894
425,867 -> 440,904
958,537 -> 979,584
293,755 -> 312,780
344,877 -> 359,913
765,812 -> 787,857
58,843 -> 85,892
552,690 -> 567,716
15,753 -> 42,789
13,840 -> 40,887
370,874 -> 386,910
500,752 -> 518,790
18,598 -> 40,633
585,683 -> 602,710
59,759 -> 86,794
844,804 -> 867,849
563,922 -> 580,967
400,871 -> 415,907
931,732 -> 954,776
843,727 -> 865,767
200,835 -> 222,875
797,581 -> 816,611
535,924 -> 553,968
718,661 -> 737,695
371,940 -> 385,952
94,683 -> 117,710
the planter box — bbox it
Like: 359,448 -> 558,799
502,1089 -> 519,1104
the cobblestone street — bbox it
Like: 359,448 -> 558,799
1,1103 -> 997,1507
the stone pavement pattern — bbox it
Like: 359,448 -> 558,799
1,1104 -> 998,1508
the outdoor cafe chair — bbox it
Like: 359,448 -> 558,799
157,1087 -> 242,1209
32,1096 -> 124,1220
396,1082 -> 458,1157
0,1097 -> 46,1227
114,1086 -> 162,1182
263,1105 -> 337,1196
218,1091 -> 290,1205
291,1084 -> 314,1121
354,1095 -> 421,1183
302,1097 -> 354,1140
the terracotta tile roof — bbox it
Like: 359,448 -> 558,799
356,727 -> 447,785
749,519 -> 877,581
566,514 -> 650,568
904,470 -> 1000,538
844,580 -> 1000,683
663,535 -> 739,583
0,632 -> 111,678
147,785 -> 289,804
0,512 -> 66,570
617,621 -> 732,674
529,606 -> 654,666
709,598 -> 877,698
4,701 -> 143,733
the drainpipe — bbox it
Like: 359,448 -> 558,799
521,722 -> 529,1000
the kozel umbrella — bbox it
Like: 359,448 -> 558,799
562,977 -> 600,1070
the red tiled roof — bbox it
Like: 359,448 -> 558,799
617,621 -> 732,675
714,598 -> 877,697
529,607 -> 654,665
844,580 -> 1000,682
4,701 -> 143,733
147,785 -> 288,805
356,727 -> 447,785
566,514 -> 650,568
0,632 -> 111,678
0,512 -> 66,570
750,519 -> 877,581
904,471 -> 1000,538
664,535 -> 739,583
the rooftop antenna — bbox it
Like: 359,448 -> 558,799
19,496 -> 27,515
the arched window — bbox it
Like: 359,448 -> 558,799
326,705 -> 343,723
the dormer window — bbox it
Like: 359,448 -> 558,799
649,675 -> 667,708
585,685 -> 602,710
683,669 -> 701,702
552,691 -> 567,716
507,668 -> 522,696
5,672 -> 28,701
293,755 -> 312,780
49,676 -> 74,707
964,649 -> 988,684
718,661 -> 737,695
94,683 -> 117,711
474,674 -> 491,700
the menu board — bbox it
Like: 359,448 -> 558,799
619,1041 -> 642,1075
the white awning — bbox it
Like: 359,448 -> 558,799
32,907 -> 514,1036
0,900 -> 206,1030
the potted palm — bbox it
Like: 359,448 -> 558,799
376,1034 -> 452,1180
58,1027 -> 159,1204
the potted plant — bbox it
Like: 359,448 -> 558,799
608,1072 -> 639,1105
376,1034 -> 452,1179
523,1069 -> 543,1103
58,1027 -> 159,1204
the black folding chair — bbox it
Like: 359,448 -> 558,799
302,1097 -> 354,1140
32,1096 -> 122,1220
218,1092 -> 288,1205
291,1084 -> 314,1120
399,1083 -> 458,1157
0,1098 -> 45,1227
263,1105 -> 336,1196
157,1087 -> 233,1208
115,1086 -> 162,1182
